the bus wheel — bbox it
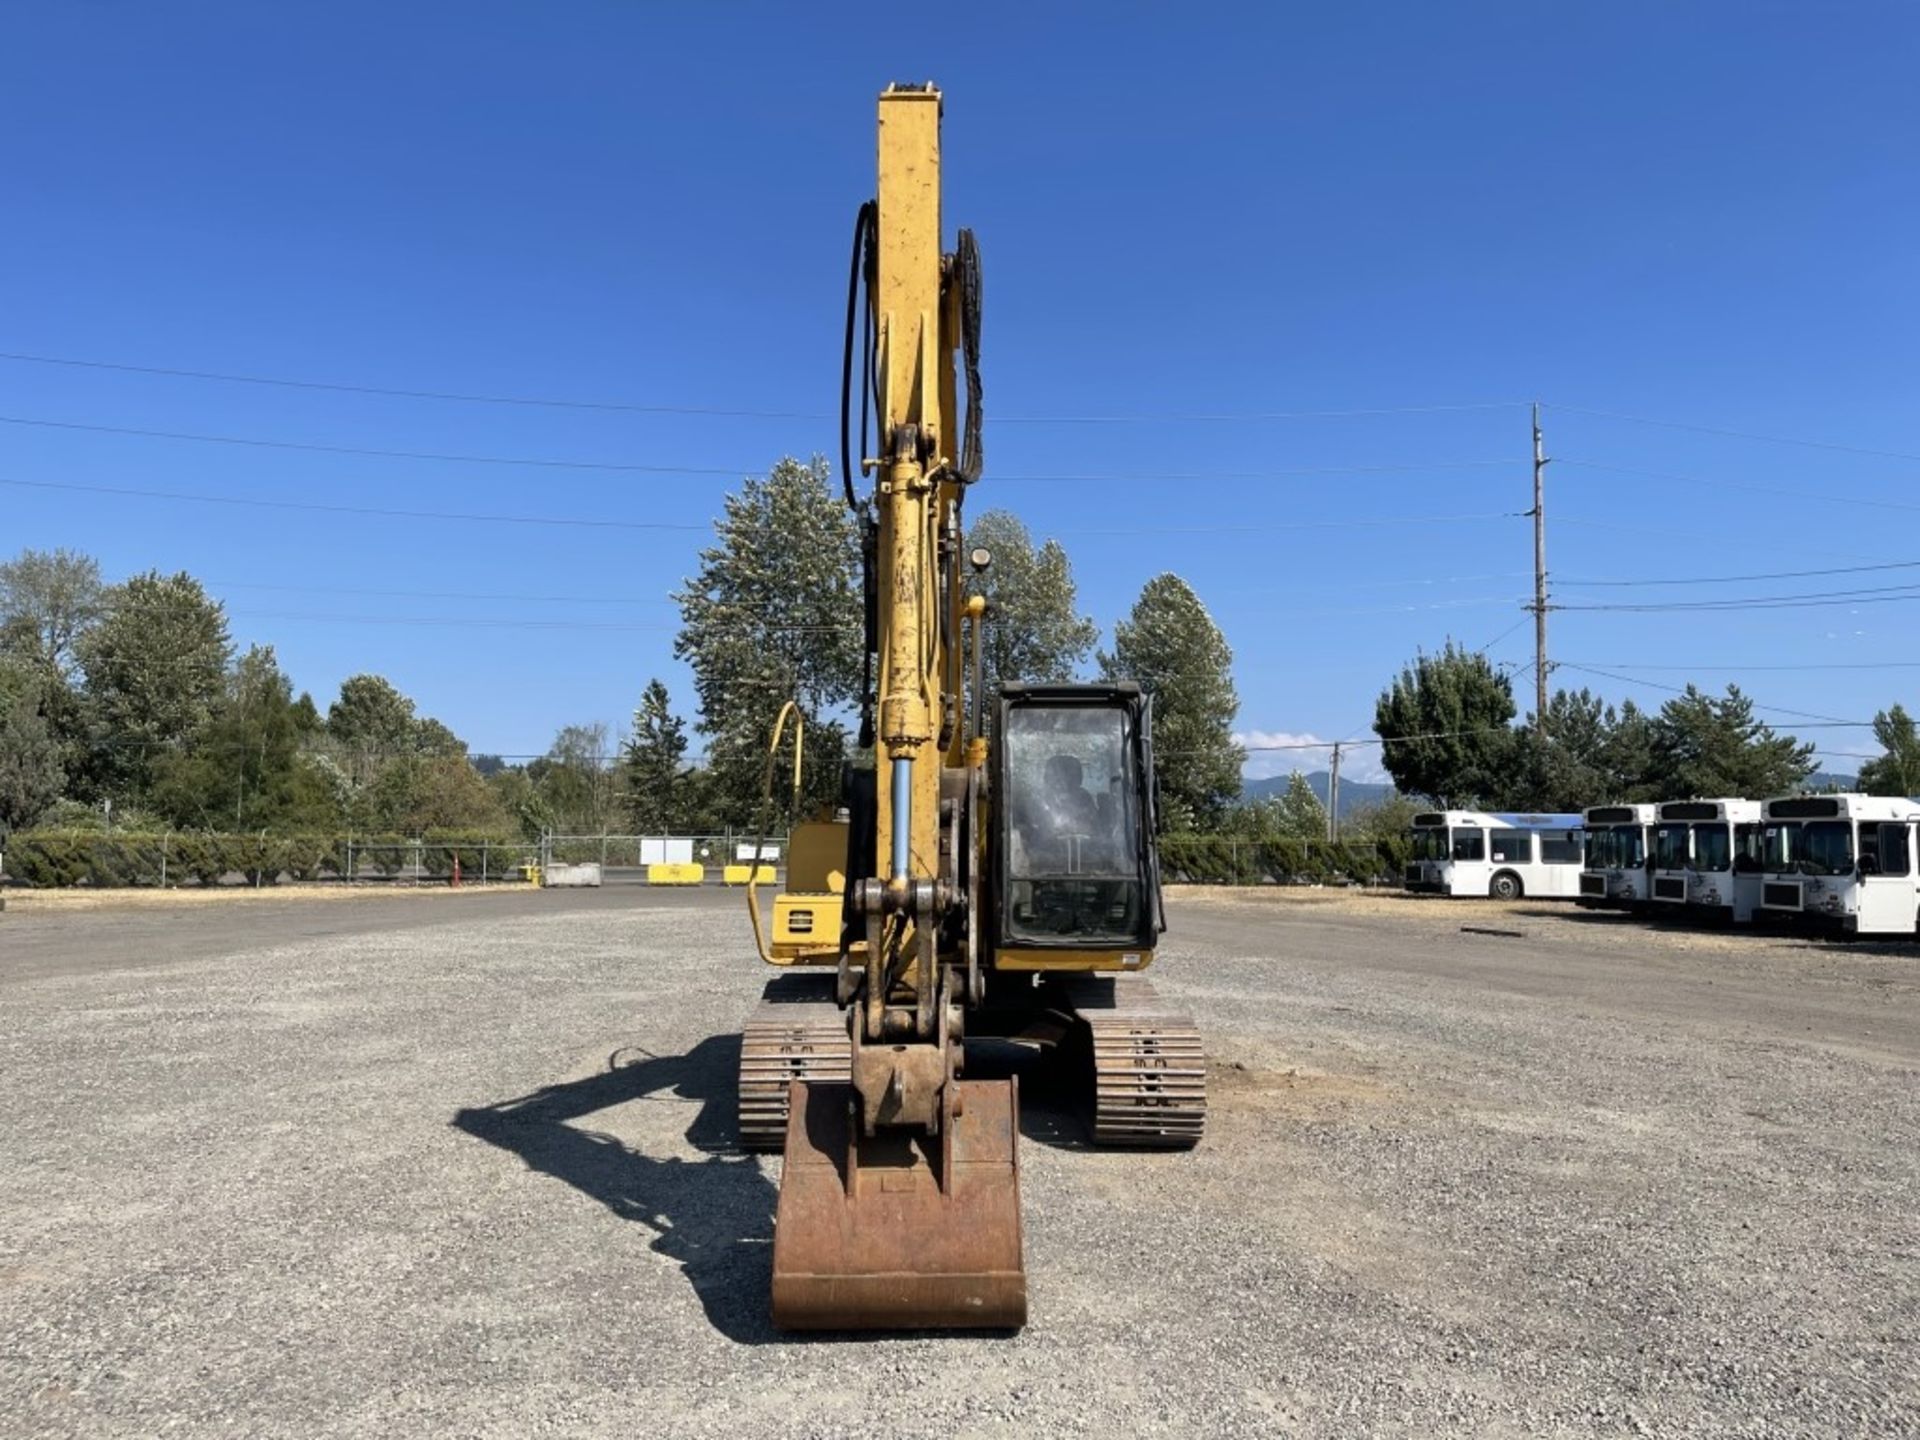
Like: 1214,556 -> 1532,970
1490,870 -> 1523,901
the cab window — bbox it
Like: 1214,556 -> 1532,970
1451,827 -> 1485,862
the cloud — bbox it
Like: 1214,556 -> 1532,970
1232,729 -> 1389,784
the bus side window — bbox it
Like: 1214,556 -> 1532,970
1540,830 -> 1582,864
1879,822 -> 1912,878
1452,827 -> 1485,862
1490,831 -> 1531,864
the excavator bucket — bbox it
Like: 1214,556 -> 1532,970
771,1077 -> 1027,1330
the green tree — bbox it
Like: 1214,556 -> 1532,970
327,674 -> 418,758
532,723 -> 620,833
623,679 -> 692,832
1374,642 -> 1517,807
1510,688 -> 1661,811
1854,704 -> 1920,797
1102,574 -> 1240,831
1269,771 -> 1328,840
76,571 -> 232,804
965,510 -> 1098,697
1645,684 -> 1815,799
0,659 -> 64,832
150,645 -> 338,832
673,457 -> 862,824
0,546 -> 105,679
1342,791 -> 1420,844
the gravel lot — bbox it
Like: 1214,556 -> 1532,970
3,886 -> 1915,1438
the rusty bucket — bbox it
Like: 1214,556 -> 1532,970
770,1077 -> 1027,1330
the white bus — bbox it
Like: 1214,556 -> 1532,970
1650,799 -> 1764,924
1579,804 -> 1657,911
1759,793 -> 1920,938
1405,810 -> 1586,900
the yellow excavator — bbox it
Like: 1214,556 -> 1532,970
736,83 -> 1206,1331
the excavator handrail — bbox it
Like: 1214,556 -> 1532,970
746,700 -> 805,965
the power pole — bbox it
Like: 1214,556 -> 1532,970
1327,743 -> 1342,842
1530,403 -> 1550,732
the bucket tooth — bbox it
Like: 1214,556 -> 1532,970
770,1078 -> 1027,1331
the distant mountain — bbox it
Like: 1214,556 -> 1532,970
1802,771 -> 1860,793
1243,770 -> 1395,819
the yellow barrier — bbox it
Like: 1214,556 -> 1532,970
647,863 -> 706,886
723,864 -> 778,886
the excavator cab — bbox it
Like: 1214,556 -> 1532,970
995,683 -> 1164,954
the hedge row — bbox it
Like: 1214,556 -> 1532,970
0,831 -> 527,888
1158,835 -> 1411,886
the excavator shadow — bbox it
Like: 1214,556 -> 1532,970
451,1033 -> 782,1345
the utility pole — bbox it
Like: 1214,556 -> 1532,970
1327,743 -> 1342,842
1530,403 -> 1550,732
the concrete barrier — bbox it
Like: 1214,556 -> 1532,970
722,864 -> 778,886
543,862 -> 603,888
646,863 -> 706,886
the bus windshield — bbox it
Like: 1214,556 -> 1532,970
1691,823 -> 1732,873
1799,820 -> 1853,877
1763,822 -> 1800,871
1652,823 -> 1691,870
1409,828 -> 1448,862
1585,824 -> 1644,869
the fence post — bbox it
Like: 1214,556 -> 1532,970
160,830 -> 169,889
601,833 -> 608,872
346,835 -> 354,886
481,841 -> 489,886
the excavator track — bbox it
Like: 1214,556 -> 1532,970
1062,975 -> 1207,1148
737,974 -> 851,1152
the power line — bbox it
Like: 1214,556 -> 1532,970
1564,659 -> 1920,672
1553,582 -> 1920,612
0,414 -> 752,476
0,349 -> 831,420
1546,401 -> 1920,464
0,475 -> 712,531
0,345 -> 1527,425
1558,557 -> 1920,588
1554,662 -> 1870,728
1558,458 -> 1920,516
3,473 -> 1515,539
0,410 -> 1517,487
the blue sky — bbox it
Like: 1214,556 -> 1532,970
4,3 -> 1915,782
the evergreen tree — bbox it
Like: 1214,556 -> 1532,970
1645,684 -> 1815,799
1855,704 -> 1920,797
673,457 -> 862,825
1373,642 -> 1517,807
0,659 -> 64,832
150,646 -> 338,832
623,679 -> 692,832
76,571 -> 231,805
1102,574 -> 1240,831
965,510 -> 1098,695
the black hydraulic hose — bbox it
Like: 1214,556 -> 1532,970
839,201 -> 876,513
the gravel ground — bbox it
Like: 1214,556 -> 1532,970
2,887 -> 1915,1438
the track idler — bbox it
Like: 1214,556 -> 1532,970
770,1075 -> 1027,1330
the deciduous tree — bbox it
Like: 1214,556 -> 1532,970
965,510 -> 1098,694
1853,703 -> 1919,797
76,571 -> 231,804
674,457 -> 862,824
1373,642 -> 1516,807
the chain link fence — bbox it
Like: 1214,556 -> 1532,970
0,832 -> 538,889
1,829 -> 1410,890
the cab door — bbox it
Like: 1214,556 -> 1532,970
1858,821 -> 1918,936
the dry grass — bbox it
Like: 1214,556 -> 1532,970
3,882 -> 525,914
